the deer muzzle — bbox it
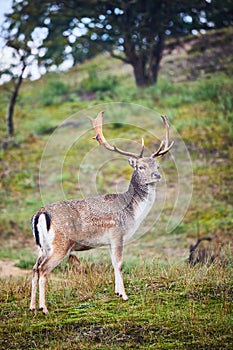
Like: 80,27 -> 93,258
151,171 -> 161,181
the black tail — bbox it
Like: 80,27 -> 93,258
31,210 -> 51,248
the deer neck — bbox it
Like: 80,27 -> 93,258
125,172 -> 156,219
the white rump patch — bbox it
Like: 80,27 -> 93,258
37,214 -> 55,254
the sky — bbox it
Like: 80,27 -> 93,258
0,0 -> 12,21
0,0 -> 12,48
0,1 -> 13,83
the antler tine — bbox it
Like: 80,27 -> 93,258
139,137 -> 144,158
152,115 -> 174,158
89,111 -> 144,159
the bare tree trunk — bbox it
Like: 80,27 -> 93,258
132,49 -> 163,87
6,62 -> 26,137
122,42 -> 148,87
133,58 -> 147,87
113,6 -> 166,88
120,34 -> 165,87
146,33 -> 165,86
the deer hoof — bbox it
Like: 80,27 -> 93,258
39,307 -> 49,315
115,292 -> 129,301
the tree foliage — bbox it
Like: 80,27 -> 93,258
1,0 -> 233,135
3,0 -> 233,86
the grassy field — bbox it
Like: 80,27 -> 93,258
1,260 -> 232,349
0,28 -> 232,349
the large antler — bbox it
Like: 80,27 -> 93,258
89,111 -> 144,159
151,115 -> 174,157
89,112 -> 173,158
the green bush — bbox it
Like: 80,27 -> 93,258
79,69 -> 118,97
15,257 -> 35,270
195,77 -> 221,101
41,80 -> 70,106
195,75 -> 233,108
218,83 -> 233,114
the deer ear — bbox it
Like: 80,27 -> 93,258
128,157 -> 137,168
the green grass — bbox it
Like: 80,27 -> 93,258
1,260 -> 232,349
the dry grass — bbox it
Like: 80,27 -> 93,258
1,258 -> 232,349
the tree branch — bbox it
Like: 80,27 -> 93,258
110,50 -> 130,64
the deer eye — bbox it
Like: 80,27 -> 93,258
138,165 -> 145,171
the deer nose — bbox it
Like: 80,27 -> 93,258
152,172 -> 161,180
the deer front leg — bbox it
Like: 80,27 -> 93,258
109,243 -> 128,301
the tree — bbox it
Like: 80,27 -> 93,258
0,46 -> 28,137
84,0 -> 233,86
17,0 -> 231,87
1,0 -> 49,137
1,0 -> 233,135
5,55 -> 27,137
1,0 -> 96,136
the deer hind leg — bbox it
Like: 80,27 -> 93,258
30,244 -> 70,314
109,243 -> 128,301
30,253 -> 44,311
38,248 -> 69,314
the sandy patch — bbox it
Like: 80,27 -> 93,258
0,260 -> 31,278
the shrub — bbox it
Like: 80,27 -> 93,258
195,77 -> 221,101
41,80 -> 70,106
79,69 -> 118,98
15,258 -> 35,270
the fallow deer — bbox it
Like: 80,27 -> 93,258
30,111 -> 173,314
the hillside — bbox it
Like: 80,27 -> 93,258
0,28 -> 232,349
